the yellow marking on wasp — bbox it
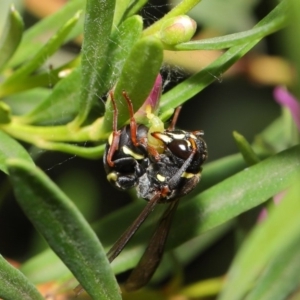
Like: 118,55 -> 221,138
168,133 -> 185,140
190,133 -> 197,139
156,174 -> 166,182
181,172 -> 199,179
154,133 -> 172,143
123,146 -> 144,160
146,105 -> 165,153
107,172 -> 118,182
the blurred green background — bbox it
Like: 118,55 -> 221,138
0,0 -> 296,294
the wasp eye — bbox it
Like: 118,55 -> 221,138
168,140 -> 191,159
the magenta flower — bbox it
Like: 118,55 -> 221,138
273,86 -> 300,131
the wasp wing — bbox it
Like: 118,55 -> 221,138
124,199 -> 180,291
107,193 -> 162,263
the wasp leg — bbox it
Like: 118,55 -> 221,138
122,90 -> 141,147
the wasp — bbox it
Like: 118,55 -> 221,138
103,89 -> 208,291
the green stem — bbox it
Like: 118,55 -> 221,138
37,141 -> 105,158
0,117 -> 104,144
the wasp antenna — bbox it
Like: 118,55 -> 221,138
168,106 -> 182,130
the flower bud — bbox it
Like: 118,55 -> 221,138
159,15 -> 196,46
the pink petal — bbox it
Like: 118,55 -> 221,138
135,74 -> 162,120
273,86 -> 300,131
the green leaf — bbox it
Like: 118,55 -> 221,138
25,66 -> 82,125
7,159 -> 121,300
21,250 -> 71,285
20,145 -> 300,284
159,0 -> 288,114
113,0 -> 131,27
0,255 -> 43,300
3,88 -> 51,116
174,3 -> 288,51
76,0 -> 116,125
17,58 -> 81,125
7,0 -> 84,68
151,220 -> 234,283
0,12 -> 81,97
0,101 -> 11,123
106,15 -> 143,90
245,239 -> 300,300
99,36 -> 164,136
125,0 -> 148,19
20,152 -> 245,283
100,145 -> 300,274
285,0 -> 300,98
0,131 -> 34,174
218,175 -> 300,300
0,5 -> 23,71
233,131 -> 260,165
1,56 -> 80,102
24,16 -> 142,126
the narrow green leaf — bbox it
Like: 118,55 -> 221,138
254,107 -> 299,155
106,15 -> 143,89
0,101 -> 11,124
113,0 -> 131,27
22,15 -> 142,126
0,131 -> 33,174
151,220 -> 234,283
21,145 -> 299,283
245,239 -> 300,300
0,255 -> 43,300
76,0 -> 116,125
0,12 -> 81,97
125,0 -> 148,19
160,42 -> 257,113
17,58 -> 81,125
21,250 -> 71,285
99,36 -> 164,136
198,153 -> 247,192
7,0 -> 84,68
25,66 -> 82,125
3,88 -> 51,116
0,5 -> 24,70
174,7 -> 288,51
233,131 -> 260,165
20,152 -> 245,283
285,0 -> 300,98
1,56 -> 80,101
218,175 -> 300,300
159,0 -> 288,113
7,159 -> 121,300
105,145 -> 300,273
